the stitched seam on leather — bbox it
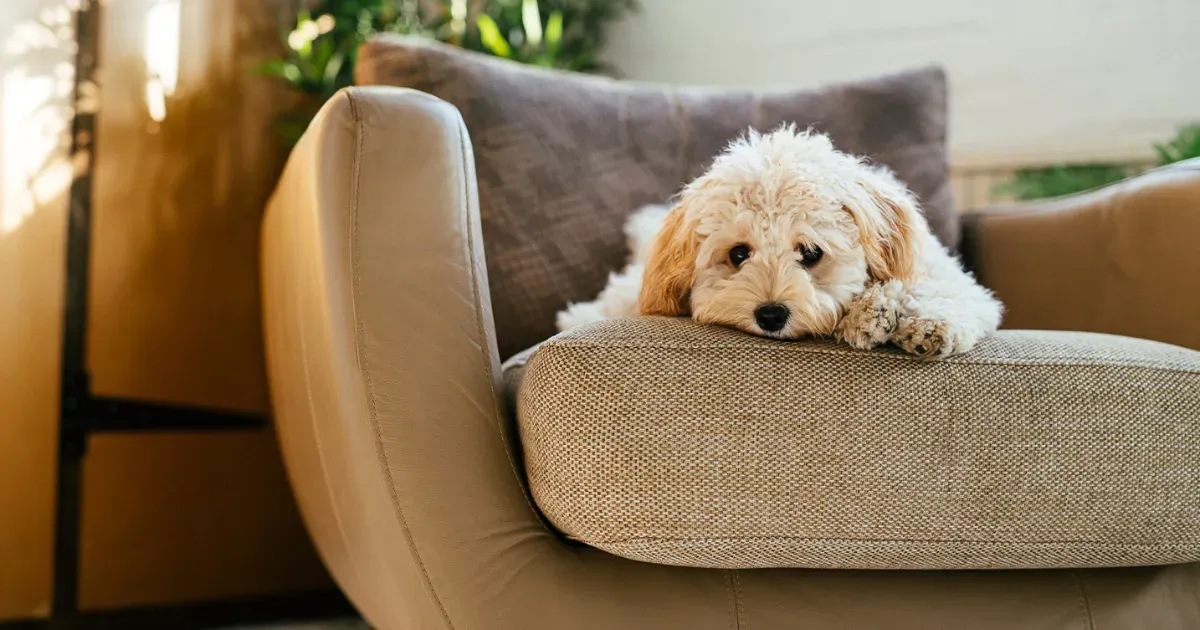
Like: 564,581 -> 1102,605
1072,571 -> 1096,630
723,571 -> 736,630
347,91 -> 455,630
732,569 -> 746,629
453,116 -> 553,533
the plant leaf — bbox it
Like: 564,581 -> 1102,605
275,115 -> 314,147
994,164 -> 1130,200
545,10 -> 563,51
1154,124 -> 1200,165
476,14 -> 513,58
323,50 -> 347,93
312,36 -> 335,72
1153,143 -> 1174,165
522,0 -> 543,47
251,59 -> 289,78
257,0 -> 642,150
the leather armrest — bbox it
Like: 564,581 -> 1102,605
961,159 -> 1200,350
261,87 -> 535,628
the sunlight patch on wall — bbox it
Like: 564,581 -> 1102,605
1,69 -> 71,236
143,0 -> 181,123
0,2 -> 76,237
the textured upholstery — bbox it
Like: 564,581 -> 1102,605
263,87 -> 1200,629
356,36 -> 954,359
508,318 -> 1200,570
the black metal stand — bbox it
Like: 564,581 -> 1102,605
3,3 -> 354,628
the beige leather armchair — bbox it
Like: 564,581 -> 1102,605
262,87 -> 1200,629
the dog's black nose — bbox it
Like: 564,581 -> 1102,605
754,304 -> 790,332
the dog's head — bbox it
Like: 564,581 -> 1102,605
639,126 -> 928,338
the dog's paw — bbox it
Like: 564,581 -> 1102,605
893,317 -> 977,358
836,281 -> 903,350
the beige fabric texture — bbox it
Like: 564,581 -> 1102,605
511,317 -> 1200,571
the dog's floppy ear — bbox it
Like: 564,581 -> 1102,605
842,168 -> 925,283
639,203 -> 698,316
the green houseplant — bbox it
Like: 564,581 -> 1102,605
997,124 -> 1200,201
258,0 -> 637,145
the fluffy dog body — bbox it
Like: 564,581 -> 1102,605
557,127 -> 1002,357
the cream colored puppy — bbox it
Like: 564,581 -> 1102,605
557,126 -> 1002,358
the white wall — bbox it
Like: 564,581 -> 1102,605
603,0 -> 1200,167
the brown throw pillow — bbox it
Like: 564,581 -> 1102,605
356,35 -> 953,359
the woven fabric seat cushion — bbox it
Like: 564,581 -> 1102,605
504,318 -> 1200,570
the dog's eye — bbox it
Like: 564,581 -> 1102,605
798,244 -> 824,267
728,244 -> 751,267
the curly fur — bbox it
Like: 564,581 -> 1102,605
557,126 -> 1002,358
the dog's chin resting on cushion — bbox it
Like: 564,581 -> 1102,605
556,126 -> 1002,358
